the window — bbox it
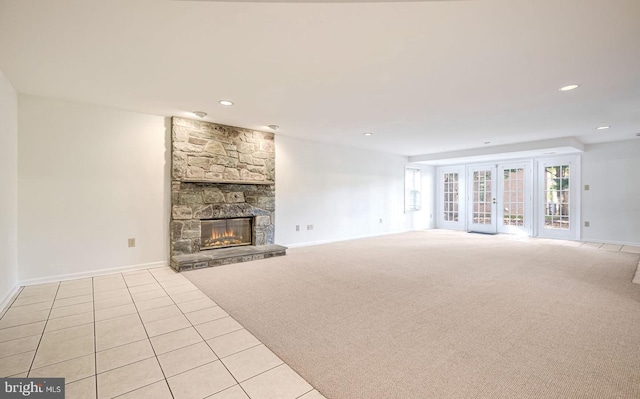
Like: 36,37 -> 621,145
405,167 -> 421,212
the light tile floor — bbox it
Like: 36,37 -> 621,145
0,267 -> 325,399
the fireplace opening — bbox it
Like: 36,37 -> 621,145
201,217 -> 252,250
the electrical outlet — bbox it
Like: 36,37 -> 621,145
128,238 -> 135,247
584,184 -> 590,191
295,225 -> 300,231
584,221 -> 590,227
307,224 -> 313,230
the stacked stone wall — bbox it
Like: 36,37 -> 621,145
172,117 -> 275,182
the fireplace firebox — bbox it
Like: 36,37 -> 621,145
201,218 -> 252,250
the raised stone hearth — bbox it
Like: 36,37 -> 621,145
172,244 -> 287,272
170,117 -> 286,271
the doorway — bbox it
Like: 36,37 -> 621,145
467,165 -> 497,233
437,156 -> 577,238
466,162 -> 533,235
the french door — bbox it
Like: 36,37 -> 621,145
467,165 -> 497,233
497,162 -> 533,235
437,166 -> 465,230
466,162 -> 533,235
438,157 -> 576,238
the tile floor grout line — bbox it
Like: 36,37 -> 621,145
216,342 -> 264,360
92,275 -> 99,399
295,388 -> 315,399
108,378 -> 166,399
9,298 -> 57,309
134,270 -> 176,399
159,358 -> 219,380
235,361 -> 285,385
2,302 -> 55,316
217,342 -> 265,361
28,352 -> 94,373
43,318 -> 94,335
0,286 -> 24,319
0,348 -> 39,362
26,281 -> 61,376
0,314 -> 58,330
0,321 -> 49,339
95,353 -> 156,376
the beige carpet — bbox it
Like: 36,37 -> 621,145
184,231 -> 640,399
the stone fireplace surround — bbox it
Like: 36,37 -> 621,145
170,117 -> 286,272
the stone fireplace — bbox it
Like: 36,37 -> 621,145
170,117 -> 286,272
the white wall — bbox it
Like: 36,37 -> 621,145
581,140 -> 640,245
18,95 -> 170,283
275,135 -> 433,247
0,70 -> 19,307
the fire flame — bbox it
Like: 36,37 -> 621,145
210,229 -> 237,240
203,227 -> 244,248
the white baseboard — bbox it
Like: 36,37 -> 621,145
0,285 -> 21,316
18,260 -> 169,287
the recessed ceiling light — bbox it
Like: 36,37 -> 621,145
192,111 -> 207,118
363,132 -> 373,136
267,125 -> 279,131
596,126 -> 610,130
559,84 -> 579,91
219,100 -> 233,106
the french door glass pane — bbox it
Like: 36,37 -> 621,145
544,165 -> 570,230
473,171 -> 492,224
443,173 -> 459,221
503,168 -> 525,227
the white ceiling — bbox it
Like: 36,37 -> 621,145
1,0 -> 639,157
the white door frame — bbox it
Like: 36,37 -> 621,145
467,164 -> 498,234
436,165 -> 466,231
536,155 -> 581,240
497,161 -> 534,235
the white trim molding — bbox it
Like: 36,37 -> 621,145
17,261 -> 169,287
